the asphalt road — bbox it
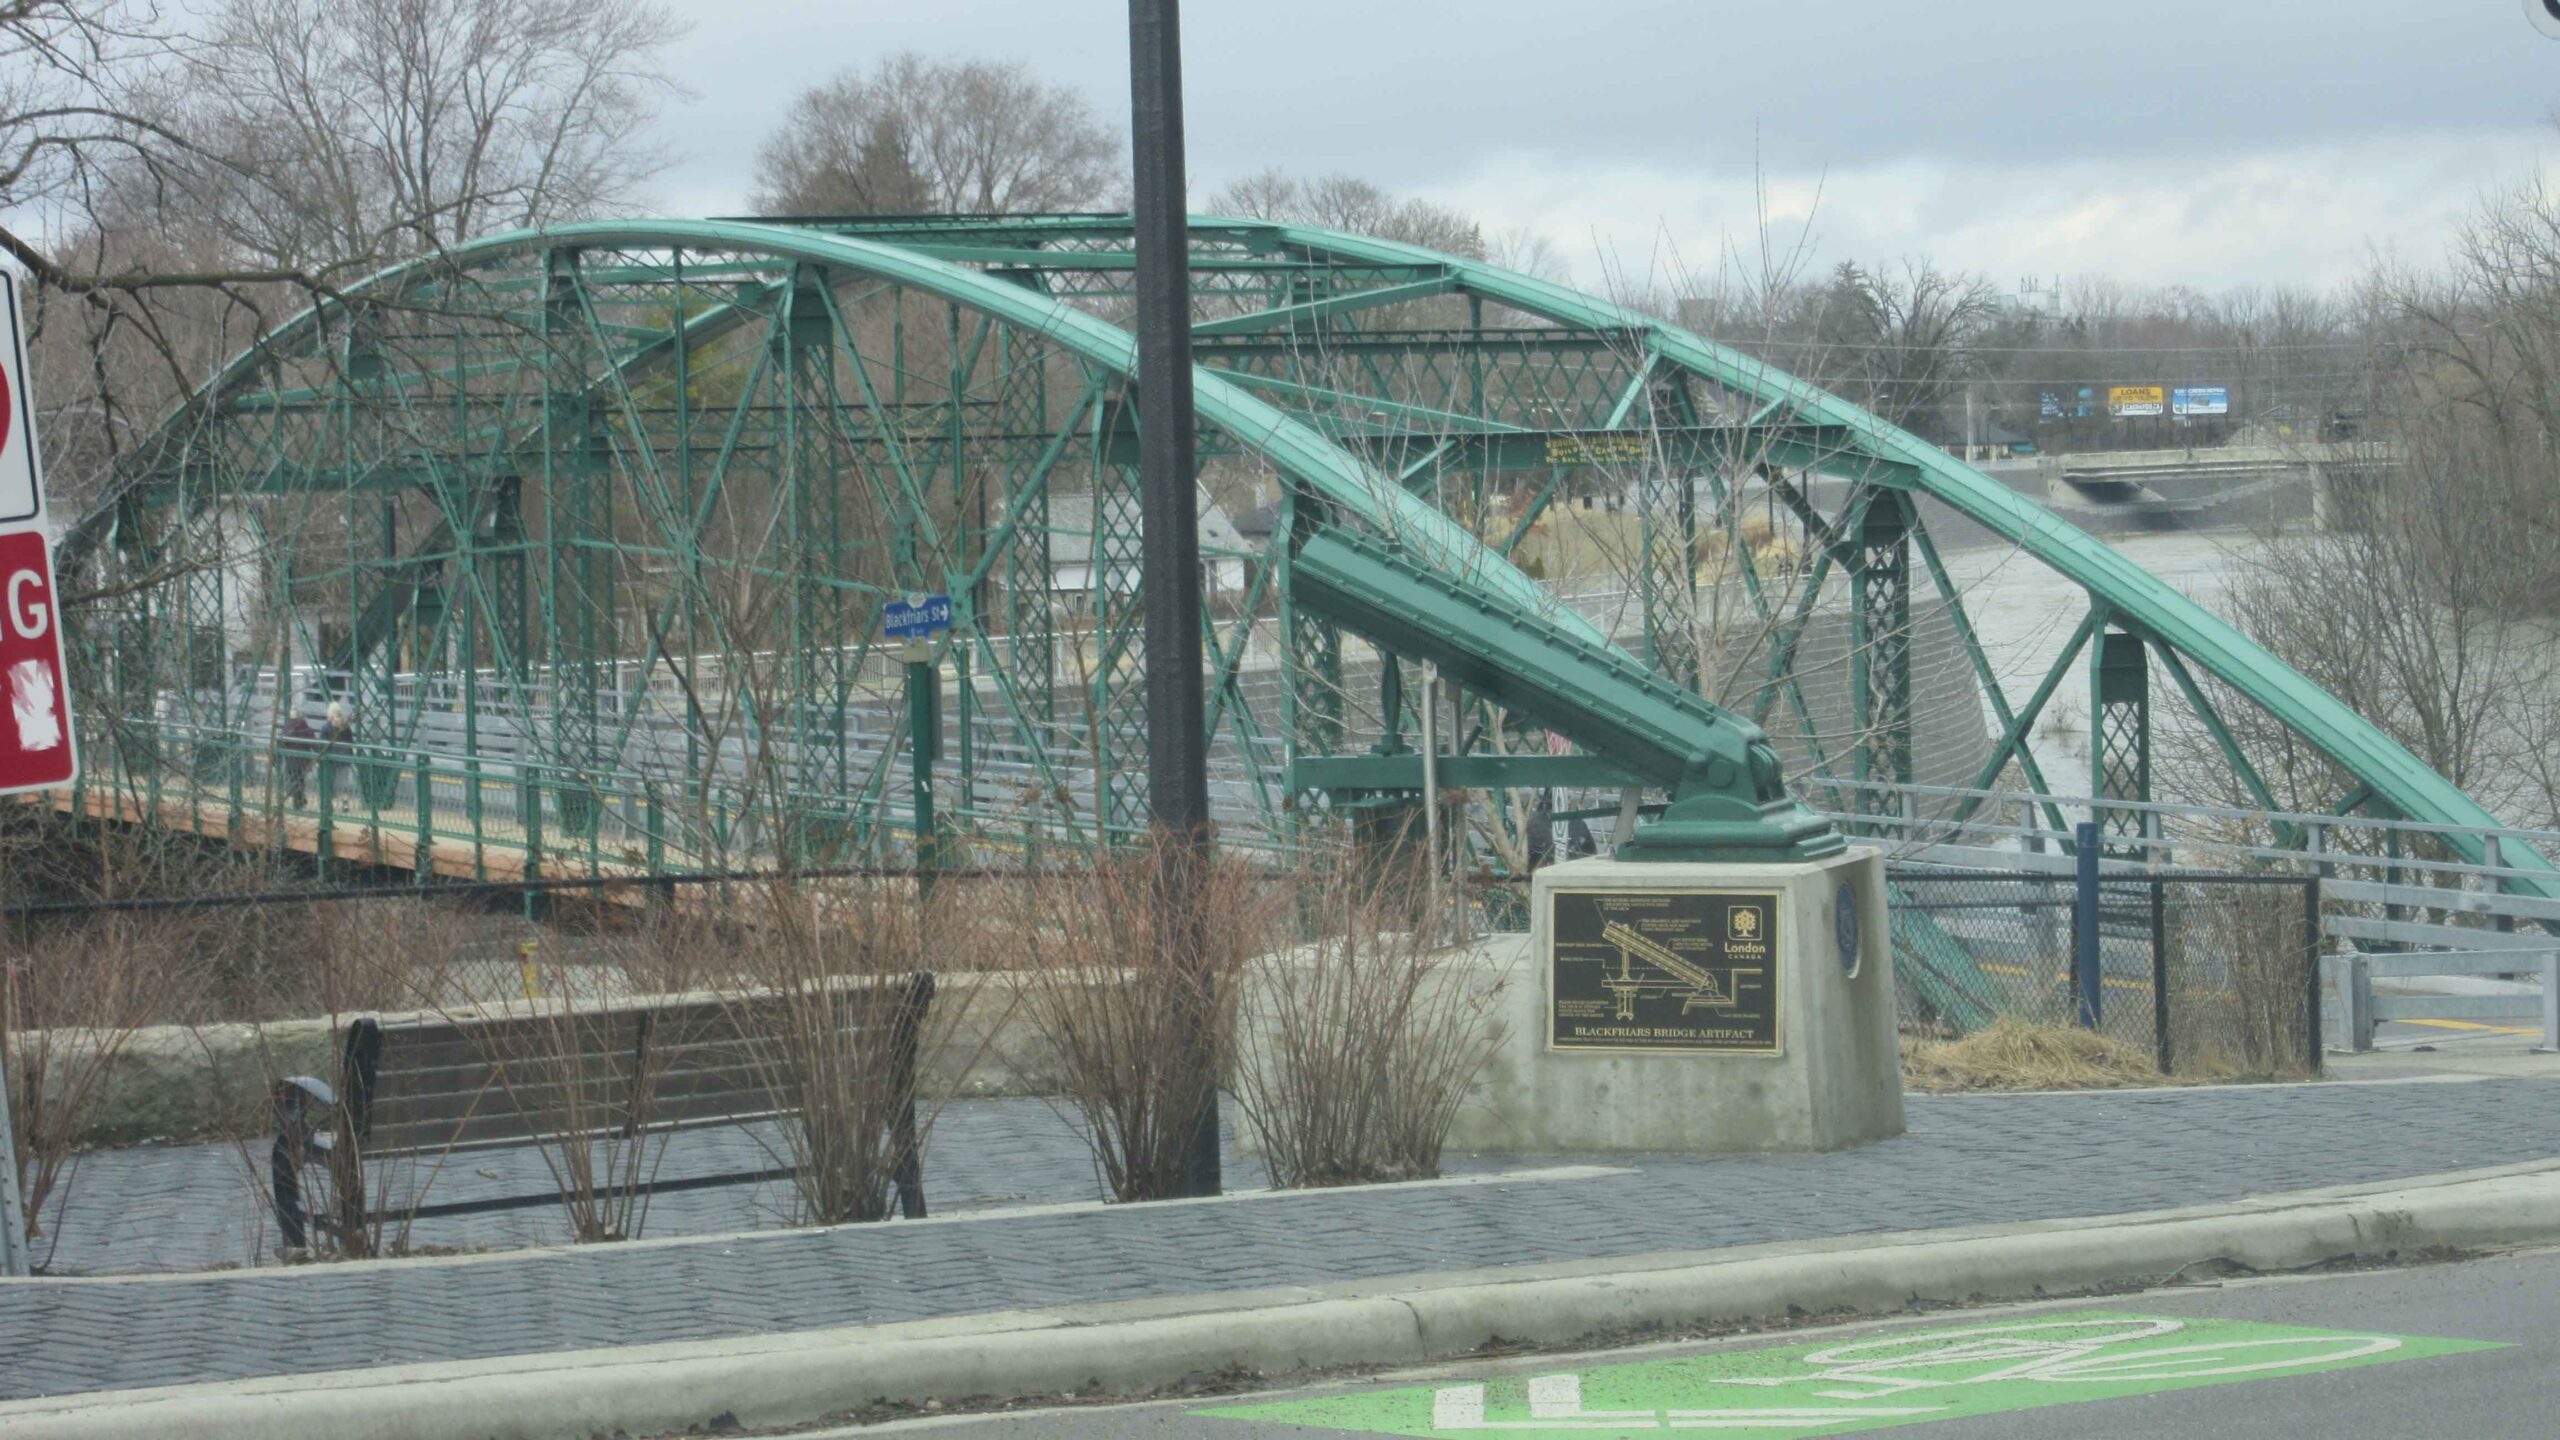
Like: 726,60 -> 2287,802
772,1247 -> 2560,1439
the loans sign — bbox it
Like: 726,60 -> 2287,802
2107,385 -> 2166,418
1201,1311 -> 2501,1436
0,273 -> 76,794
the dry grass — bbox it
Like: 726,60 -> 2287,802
1900,1018 -> 2165,1093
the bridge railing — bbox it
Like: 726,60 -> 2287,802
1806,776 -> 2560,1050
72,709 -> 1288,879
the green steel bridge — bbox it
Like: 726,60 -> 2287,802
52,215 -> 2560,940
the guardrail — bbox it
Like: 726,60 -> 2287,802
2324,949 -> 2559,1053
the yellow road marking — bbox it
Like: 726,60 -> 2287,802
2395,1018 -> 2544,1037
1980,961 -> 2146,992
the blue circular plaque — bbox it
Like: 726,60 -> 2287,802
1835,880 -> 1861,977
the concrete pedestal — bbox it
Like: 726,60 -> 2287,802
1446,846 -> 1902,1155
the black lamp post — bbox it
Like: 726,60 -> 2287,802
1128,0 -> 1219,1198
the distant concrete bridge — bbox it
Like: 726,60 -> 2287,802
1977,443 -> 2392,526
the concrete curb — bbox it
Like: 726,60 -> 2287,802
8,1162 -> 2560,1440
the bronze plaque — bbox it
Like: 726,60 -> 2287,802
1547,888 -> 1781,1054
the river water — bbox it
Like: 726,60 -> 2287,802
1931,528 -> 2264,798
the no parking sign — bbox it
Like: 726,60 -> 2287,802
0,273 -> 75,794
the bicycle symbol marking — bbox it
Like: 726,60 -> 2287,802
1426,1317 -> 2406,1433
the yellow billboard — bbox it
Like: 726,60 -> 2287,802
2109,385 -> 2166,418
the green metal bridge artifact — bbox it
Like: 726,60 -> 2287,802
53,214 -> 2560,934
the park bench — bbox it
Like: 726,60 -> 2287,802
271,973 -> 934,1247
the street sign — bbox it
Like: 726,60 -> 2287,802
882,593 -> 952,641
0,276 -> 39,527
0,530 -> 71,791
0,275 -> 72,796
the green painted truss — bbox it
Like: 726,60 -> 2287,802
54,214 -> 2558,903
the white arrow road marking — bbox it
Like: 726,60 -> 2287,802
1433,1379 -> 1657,1429
1530,1375 -> 1660,1422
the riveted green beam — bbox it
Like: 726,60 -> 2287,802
1334,423 -> 1859,473
1191,275 -> 1456,337
1194,328 -> 1635,359
1289,752 -> 1649,793
1909,513 -> 2072,837
1951,606 -> 2104,822
1222,214 -> 2559,892
1292,528 -> 1840,860
2154,642 -> 2304,850
890,243 -> 1437,279
1214,368 -> 1530,436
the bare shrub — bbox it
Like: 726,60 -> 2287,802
253,898 -> 503,1261
1233,859 -> 1507,1187
2167,883 -> 2316,1080
1012,841 -> 1266,1203
486,902 -> 735,1242
724,879 -> 978,1226
469,968 -> 668,1245
2,913 -> 201,1259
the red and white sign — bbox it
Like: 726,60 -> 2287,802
0,273 -> 74,794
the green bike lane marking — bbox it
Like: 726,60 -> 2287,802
1198,1310 -> 2504,1436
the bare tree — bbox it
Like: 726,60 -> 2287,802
1211,169 -> 1484,258
0,0 -> 682,508
146,0 -> 684,268
1801,258 -> 2008,438
752,54 -> 1118,216
2175,176 -> 2560,833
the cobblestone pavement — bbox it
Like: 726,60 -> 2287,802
5,1078 -> 2557,1402
25,1097 -> 1269,1276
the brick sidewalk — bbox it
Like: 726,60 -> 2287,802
26,1097 -> 1258,1276
6,1078 -> 2556,1401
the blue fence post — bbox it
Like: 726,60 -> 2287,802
2074,820 -> 2102,1028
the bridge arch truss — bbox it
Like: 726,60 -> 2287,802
57,214 -> 2558,907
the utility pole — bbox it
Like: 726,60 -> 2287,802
1128,0 -> 1219,1198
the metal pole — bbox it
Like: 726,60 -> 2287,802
1420,661 -> 1439,872
2344,953 -> 2374,1053
2540,952 -> 2558,1055
2073,820 -> 2101,1029
0,1016 -> 29,1276
2149,877 -> 2169,1075
906,648 -> 939,899
2304,876 -> 2325,1072
1129,0 -> 1218,1199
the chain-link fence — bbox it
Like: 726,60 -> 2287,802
1891,866 -> 2321,1077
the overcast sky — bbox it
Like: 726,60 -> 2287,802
643,1 -> 2560,297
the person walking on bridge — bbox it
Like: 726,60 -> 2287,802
279,701 -> 354,807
